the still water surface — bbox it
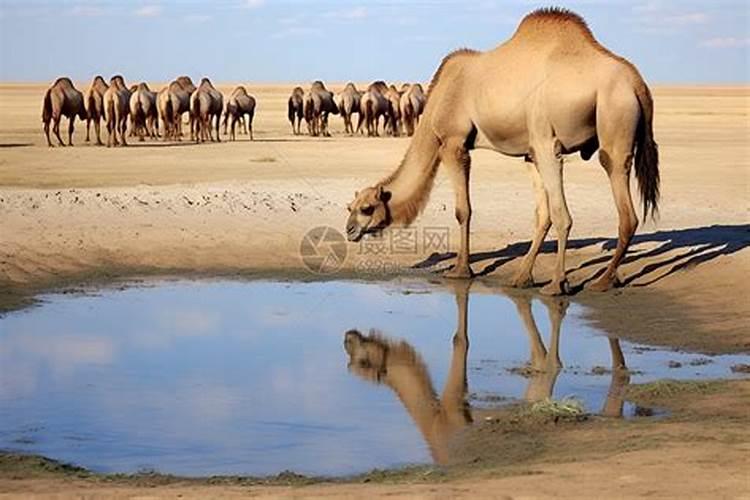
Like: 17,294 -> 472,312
0,280 -> 746,476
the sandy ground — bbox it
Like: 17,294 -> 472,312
0,82 -> 749,497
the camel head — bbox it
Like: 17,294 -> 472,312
344,330 -> 387,383
345,184 -> 392,242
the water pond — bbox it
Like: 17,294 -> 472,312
0,279 -> 747,477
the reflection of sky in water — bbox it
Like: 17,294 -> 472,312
0,280 -> 747,476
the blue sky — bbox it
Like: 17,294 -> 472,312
0,0 -> 748,84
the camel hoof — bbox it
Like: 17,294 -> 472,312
541,279 -> 570,296
589,274 -> 621,292
444,266 -> 474,280
510,273 -> 534,289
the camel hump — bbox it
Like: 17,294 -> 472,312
53,77 -> 74,88
514,7 -> 595,41
136,82 -> 150,92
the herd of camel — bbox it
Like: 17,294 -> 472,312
41,75 -> 425,147
288,80 -> 426,137
42,75 -> 256,147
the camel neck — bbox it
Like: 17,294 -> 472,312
379,123 -> 441,226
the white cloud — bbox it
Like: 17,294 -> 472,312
244,0 -> 265,8
700,37 -> 750,48
134,5 -> 162,17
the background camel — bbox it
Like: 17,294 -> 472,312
287,86 -> 305,135
358,88 -> 389,137
303,81 -> 338,137
84,76 -> 108,145
384,85 -> 403,137
346,8 -> 660,295
129,82 -> 159,141
103,75 -> 131,147
190,78 -> 223,143
399,83 -> 426,137
336,82 -> 362,135
157,76 -> 195,141
222,86 -> 256,141
42,77 -> 87,147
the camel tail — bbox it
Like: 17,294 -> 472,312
42,89 -> 52,123
633,82 -> 660,221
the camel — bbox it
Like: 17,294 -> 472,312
336,83 -> 362,135
287,86 -> 305,135
190,78 -> 223,143
222,86 -> 256,141
84,76 -> 108,145
303,81 -> 338,137
129,82 -> 159,141
346,8 -> 660,295
358,88 -> 389,137
157,76 -> 196,141
344,283 -> 632,465
399,83 -> 426,137
384,85 -> 403,137
102,75 -> 131,147
41,77 -> 87,147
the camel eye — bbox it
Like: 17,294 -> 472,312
361,205 -> 374,216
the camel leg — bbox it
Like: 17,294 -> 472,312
230,115 -> 237,141
222,112 -> 228,135
67,116 -> 75,146
512,161 -> 551,288
85,118 -> 91,142
442,138 -> 473,279
119,115 -> 128,147
248,114 -> 254,141
590,150 -> 638,291
53,116 -> 65,146
44,119 -> 53,147
95,119 -> 103,145
535,141 -> 571,295
215,113 -> 221,142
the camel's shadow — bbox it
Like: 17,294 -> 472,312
414,224 -> 750,291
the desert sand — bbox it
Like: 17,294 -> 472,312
0,82 -> 748,497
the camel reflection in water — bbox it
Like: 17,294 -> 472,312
343,282 -> 630,465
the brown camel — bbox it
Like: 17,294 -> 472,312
303,81 -> 338,137
384,84 -> 403,137
84,76 -> 108,145
42,77 -> 87,147
102,75 -> 131,147
157,76 -> 196,141
129,82 -> 159,141
399,83 -> 426,137
346,8 -> 660,295
190,78 -> 223,143
222,86 -> 256,141
287,86 -> 305,135
336,82 -> 362,135
358,88 -> 389,137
